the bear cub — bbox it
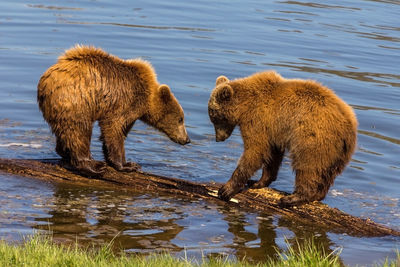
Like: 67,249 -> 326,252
208,71 -> 357,207
38,45 -> 190,177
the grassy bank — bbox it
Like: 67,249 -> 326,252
0,235 -> 397,267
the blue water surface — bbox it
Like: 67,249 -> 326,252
0,1 -> 399,265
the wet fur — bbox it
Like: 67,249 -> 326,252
208,71 -> 358,206
38,45 -> 189,177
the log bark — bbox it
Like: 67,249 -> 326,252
0,158 -> 399,238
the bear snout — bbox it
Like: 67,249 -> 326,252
179,136 -> 191,145
214,124 -> 234,142
215,129 -> 230,142
173,134 -> 190,145
176,125 -> 190,145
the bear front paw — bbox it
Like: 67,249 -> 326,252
218,183 -> 241,202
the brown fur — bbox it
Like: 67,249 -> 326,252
208,71 -> 357,206
38,45 -> 190,176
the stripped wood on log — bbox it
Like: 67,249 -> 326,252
0,158 -> 399,238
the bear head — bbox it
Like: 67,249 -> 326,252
147,84 -> 190,145
208,75 -> 236,142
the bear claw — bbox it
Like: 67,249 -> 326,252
218,183 -> 241,202
218,188 -> 232,202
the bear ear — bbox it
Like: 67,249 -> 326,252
216,75 -> 229,86
158,84 -> 172,103
216,84 -> 233,102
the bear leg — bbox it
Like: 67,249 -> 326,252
56,125 -> 106,177
100,120 -> 140,172
279,169 -> 330,207
249,149 -> 284,189
219,149 -> 263,201
56,138 -> 70,162
102,141 -> 140,172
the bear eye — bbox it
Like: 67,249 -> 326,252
178,117 -> 183,124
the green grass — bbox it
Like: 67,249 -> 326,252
0,234 -> 398,267
375,251 -> 400,267
268,239 -> 341,267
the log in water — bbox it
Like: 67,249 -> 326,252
0,158 -> 399,238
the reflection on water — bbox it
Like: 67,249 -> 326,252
0,173 -> 398,265
0,174 -> 351,263
34,186 -> 185,252
0,0 -> 399,265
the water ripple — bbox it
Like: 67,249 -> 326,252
278,1 -> 361,11
263,62 -> 400,87
26,4 -> 83,11
358,130 -> 400,146
64,21 -> 216,32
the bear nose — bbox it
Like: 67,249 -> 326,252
215,130 -> 229,142
182,137 -> 190,145
216,136 -> 225,142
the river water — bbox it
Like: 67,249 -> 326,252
0,0 -> 399,265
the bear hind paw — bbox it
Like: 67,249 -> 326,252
66,160 -> 107,178
111,161 -> 141,172
247,179 -> 268,189
278,194 -> 309,208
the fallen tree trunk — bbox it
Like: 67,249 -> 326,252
0,158 -> 399,238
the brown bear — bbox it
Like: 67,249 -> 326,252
208,71 -> 357,207
38,45 -> 190,177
